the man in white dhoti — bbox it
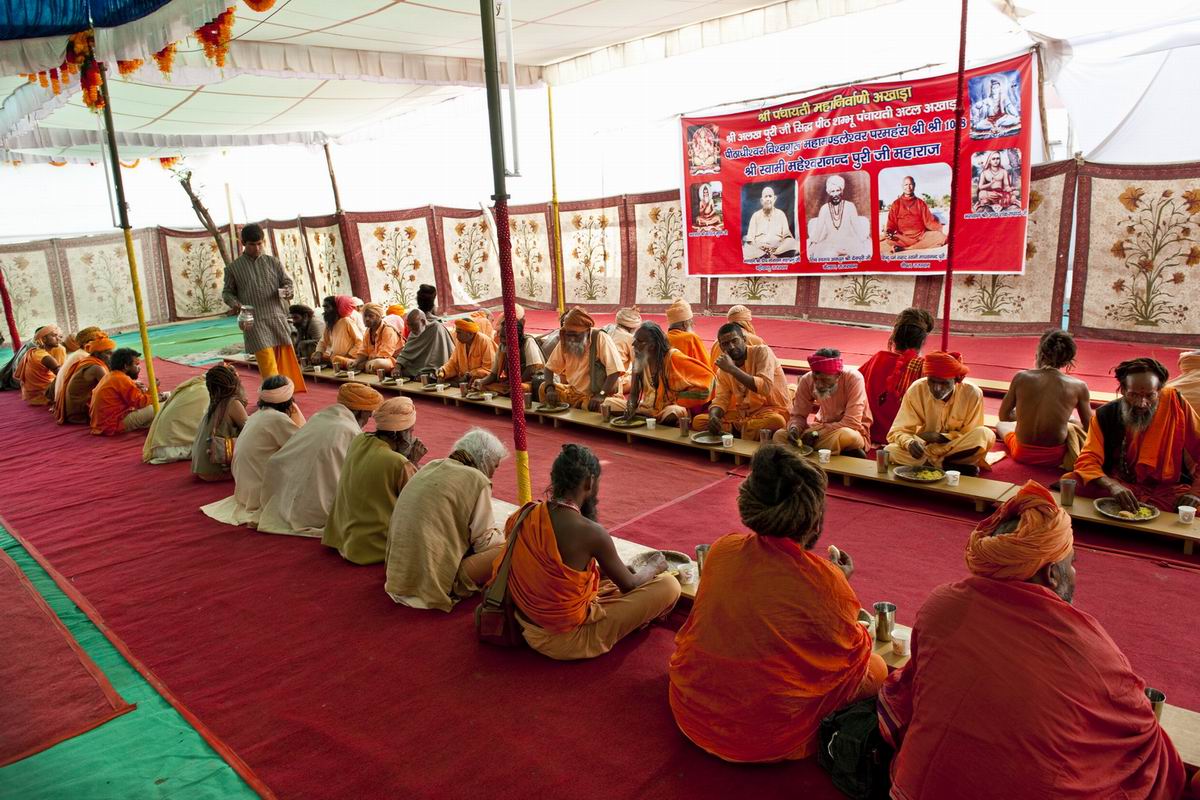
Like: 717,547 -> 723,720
741,187 -> 799,261
806,175 -> 872,261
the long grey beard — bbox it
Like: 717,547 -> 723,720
1120,398 -> 1156,432
814,383 -> 837,399
564,338 -> 587,358
633,350 -> 650,373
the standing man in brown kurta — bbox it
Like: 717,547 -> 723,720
222,224 -> 307,392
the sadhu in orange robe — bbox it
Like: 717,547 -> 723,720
669,532 -> 886,762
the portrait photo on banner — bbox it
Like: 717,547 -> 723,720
878,164 -> 950,260
968,69 -> 1022,140
739,180 -> 800,263
689,181 -> 724,231
687,123 -> 721,176
803,171 -> 873,263
969,148 -> 1024,216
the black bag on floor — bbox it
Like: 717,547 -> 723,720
817,698 -> 892,800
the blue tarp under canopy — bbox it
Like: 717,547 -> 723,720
0,0 -> 173,40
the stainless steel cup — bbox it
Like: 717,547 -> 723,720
758,429 -> 771,443
601,405 -> 612,421
695,544 -> 711,575
460,381 -> 470,396
1146,687 -> 1165,720
377,369 -> 386,381
1060,478 -> 1076,507
420,374 -> 429,387
874,601 -> 897,642
679,416 -> 690,437
876,449 -> 889,474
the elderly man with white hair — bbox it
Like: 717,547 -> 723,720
741,185 -> 799,260
383,428 -> 510,611
807,175 -> 872,261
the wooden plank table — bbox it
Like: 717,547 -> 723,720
996,484 -> 1200,555
1162,704 -> 1200,768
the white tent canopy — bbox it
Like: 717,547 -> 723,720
0,0 -> 1196,238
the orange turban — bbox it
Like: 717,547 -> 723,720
454,318 -> 480,334
375,397 -> 416,432
337,382 -> 384,412
923,351 -> 969,381
362,302 -> 385,318
386,304 -> 405,317
965,481 -> 1073,581
497,303 -> 525,327
75,327 -> 105,349
727,304 -> 756,334
85,336 -> 117,354
666,298 -> 693,324
561,306 -> 594,334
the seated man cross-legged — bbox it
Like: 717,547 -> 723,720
693,322 -> 788,440
438,318 -> 497,385
540,307 -> 624,411
322,398 -> 425,565
669,445 -> 884,762
1062,357 -> 1200,513
885,351 -> 995,475
603,322 -> 714,425
473,303 -> 545,397
774,348 -> 870,457
880,481 -> 1186,798
998,329 -> 1091,469
347,303 -> 401,374
490,444 -> 681,660
89,348 -> 167,435
384,428 -> 510,610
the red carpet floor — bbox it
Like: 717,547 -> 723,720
0,546 -> 134,767
522,310 -> 1185,389
1,358 -> 1195,799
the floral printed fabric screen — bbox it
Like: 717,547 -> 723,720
355,213 -> 439,312
630,193 -> 704,308
57,230 -> 169,333
929,160 -> 1074,334
439,211 -> 502,308
269,224 -> 320,309
558,203 -> 625,310
161,230 -> 227,319
303,223 -> 353,302
506,208 -> 554,307
0,242 -> 68,339
1070,161 -> 1200,346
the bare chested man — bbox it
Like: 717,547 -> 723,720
997,330 -> 1091,469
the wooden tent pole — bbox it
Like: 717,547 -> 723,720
547,84 -> 566,316
323,143 -> 344,215
97,62 -> 159,411
939,0 -> 970,352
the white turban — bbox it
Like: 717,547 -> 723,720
826,175 -> 846,192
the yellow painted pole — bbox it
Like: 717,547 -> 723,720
97,61 -> 159,412
547,84 -> 566,316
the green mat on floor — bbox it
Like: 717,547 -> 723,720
1,317 -> 244,363
0,528 -> 260,800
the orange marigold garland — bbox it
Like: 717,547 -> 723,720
195,8 -> 236,68
242,0 -> 276,10
117,59 -> 144,77
152,42 -> 177,75
159,157 -> 180,170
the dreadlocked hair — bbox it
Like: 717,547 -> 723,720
205,363 -> 241,414
1114,357 -> 1169,388
1036,329 -> 1077,370
891,307 -> 934,352
548,443 -> 601,498
737,444 -> 827,546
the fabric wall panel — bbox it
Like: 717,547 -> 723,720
1069,161 -> 1200,346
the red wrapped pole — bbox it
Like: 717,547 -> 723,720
0,266 -> 20,351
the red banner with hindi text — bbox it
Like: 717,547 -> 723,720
681,53 -> 1033,277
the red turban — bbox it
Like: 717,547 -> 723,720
965,481 -> 1073,580
807,353 -> 843,374
334,295 -> 356,318
923,351 -> 969,381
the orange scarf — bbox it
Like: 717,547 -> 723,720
52,356 -> 105,424
493,502 -> 599,633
